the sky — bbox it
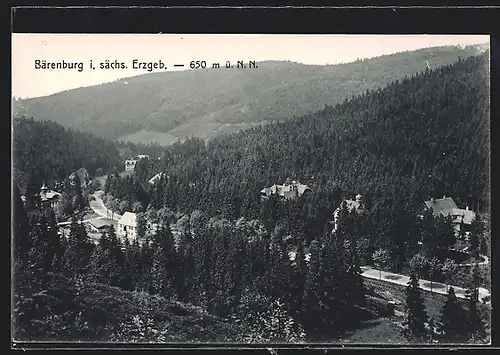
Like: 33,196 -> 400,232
12,34 -> 489,99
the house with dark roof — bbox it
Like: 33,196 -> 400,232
260,179 -> 312,200
417,196 -> 476,233
39,182 -> 61,210
87,217 -> 118,233
332,194 -> 367,232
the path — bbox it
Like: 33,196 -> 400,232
89,190 -> 122,221
360,266 -> 491,304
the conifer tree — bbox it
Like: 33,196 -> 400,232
403,272 -> 428,342
468,215 -> 483,261
289,240 -> 307,318
301,240 -> 323,334
13,184 -> 31,268
465,262 -> 485,342
63,218 -> 93,277
439,287 -> 468,343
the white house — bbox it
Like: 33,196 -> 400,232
125,159 -> 138,172
117,212 -> 137,239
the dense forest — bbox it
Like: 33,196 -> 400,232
12,117 -> 166,191
12,51 -> 490,344
119,53 -> 490,235
13,184 -> 489,343
14,45 -> 487,143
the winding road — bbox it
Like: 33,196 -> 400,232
289,251 -> 490,304
89,190 -> 122,221
360,266 -> 491,304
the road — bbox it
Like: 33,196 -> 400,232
89,190 -> 122,221
360,266 -> 491,304
289,251 -> 490,304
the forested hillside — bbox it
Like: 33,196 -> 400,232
12,52 -> 491,345
141,52 -> 490,222
12,117 -> 122,189
12,117 -> 166,190
14,45 -> 486,143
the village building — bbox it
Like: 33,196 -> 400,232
125,159 -> 138,172
417,196 -> 476,234
39,182 -> 61,210
136,154 -> 150,160
260,179 -> 312,200
148,172 -> 167,185
117,211 -> 138,239
332,194 -> 367,232
87,217 -> 118,234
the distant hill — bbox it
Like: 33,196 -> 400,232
14,44 -> 488,144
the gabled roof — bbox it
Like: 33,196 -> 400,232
297,184 -> 312,195
40,190 -> 61,201
260,182 -> 311,198
336,199 -> 365,213
118,212 -> 137,227
422,197 -> 476,225
450,208 -> 476,225
148,172 -> 167,184
88,218 -> 117,230
424,197 -> 458,215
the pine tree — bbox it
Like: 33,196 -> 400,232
468,215 -> 483,261
439,287 -> 468,343
419,207 -> 437,256
25,172 -> 40,208
150,224 -> 176,298
465,262 -> 485,342
289,240 -> 307,318
403,272 -> 428,342
63,218 -> 93,277
13,184 -> 31,268
301,240 -> 323,335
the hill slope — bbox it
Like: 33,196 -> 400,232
13,270 -> 245,342
14,45 -> 487,144
12,117 -> 122,189
143,52 -> 490,224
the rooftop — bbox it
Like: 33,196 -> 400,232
41,190 -> 61,201
423,197 -> 476,225
148,172 -> 167,184
118,212 -> 137,227
88,217 -> 118,230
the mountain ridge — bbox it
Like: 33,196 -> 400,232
14,44 -> 488,145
